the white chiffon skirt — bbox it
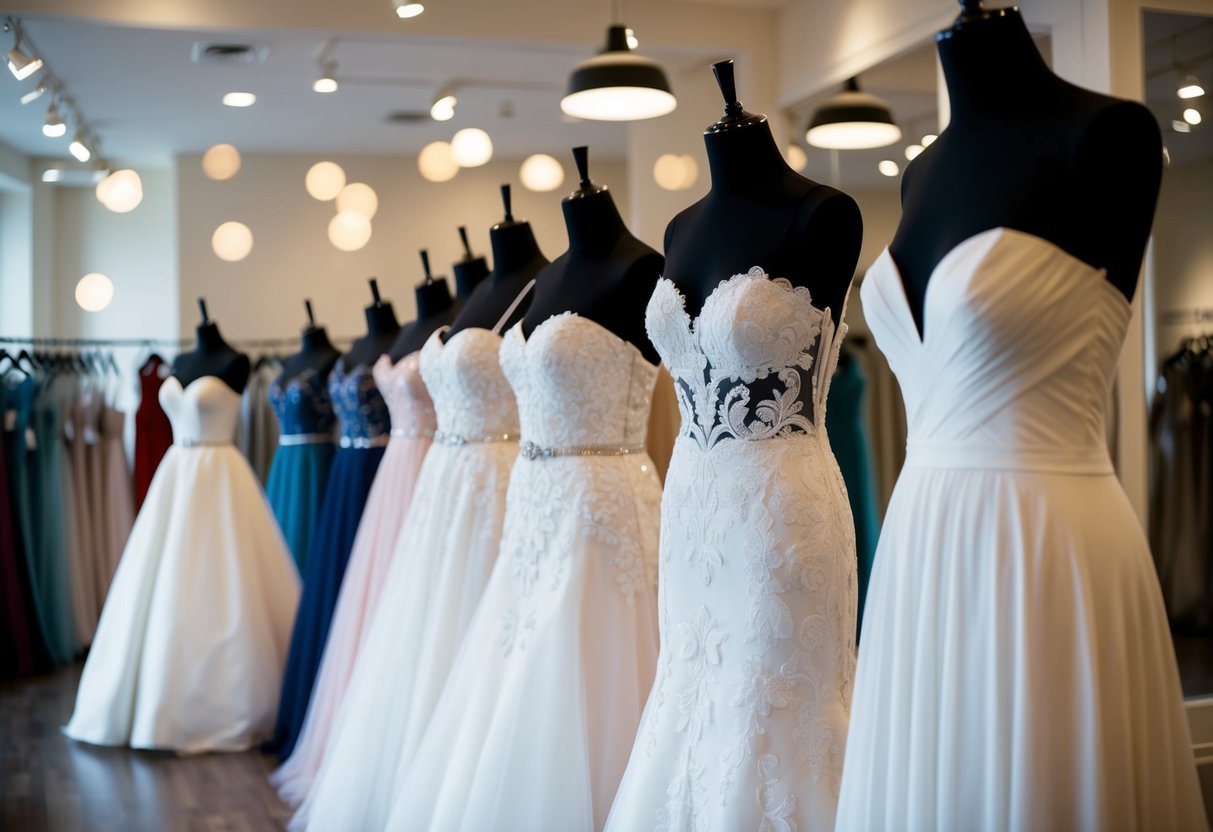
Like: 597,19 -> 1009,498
837,465 -> 1208,832
292,440 -> 517,832
387,453 -> 662,832
64,446 -> 300,753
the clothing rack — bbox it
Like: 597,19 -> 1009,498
0,334 -> 355,349
1161,308 -> 1213,324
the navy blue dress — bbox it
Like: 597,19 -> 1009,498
266,359 -> 390,760
265,368 -> 337,573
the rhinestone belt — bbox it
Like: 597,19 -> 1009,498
432,429 -> 518,446
177,438 -> 232,448
391,426 -> 436,440
338,435 -> 391,449
519,439 -> 645,461
278,432 -> 332,446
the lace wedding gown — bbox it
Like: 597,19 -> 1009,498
389,313 -> 662,832
294,328 -> 519,831
607,268 -> 858,832
64,376 -> 300,752
837,228 -> 1207,831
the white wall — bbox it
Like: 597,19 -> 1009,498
175,152 -> 630,341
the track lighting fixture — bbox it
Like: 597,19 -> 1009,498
1177,74 -> 1205,100
42,101 -> 66,138
392,0 -> 425,19
1183,107 -> 1202,126
314,59 -> 338,93
430,88 -> 457,121
19,81 -> 47,105
69,130 -> 92,162
561,24 -> 676,122
5,22 -> 42,81
806,77 -> 900,150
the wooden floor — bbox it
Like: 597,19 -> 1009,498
0,664 -> 291,832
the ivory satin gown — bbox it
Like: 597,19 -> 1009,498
836,228 -> 1207,831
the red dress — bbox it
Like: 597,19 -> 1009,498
133,356 -> 173,510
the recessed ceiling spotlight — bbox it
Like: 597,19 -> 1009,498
314,59 -> 338,93
878,159 -> 900,177
69,130 -> 91,162
1177,73 -> 1205,100
19,81 -> 47,105
430,89 -> 456,121
42,101 -> 65,137
223,91 -> 256,107
393,0 -> 425,19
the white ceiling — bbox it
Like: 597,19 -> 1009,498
0,12 -> 723,167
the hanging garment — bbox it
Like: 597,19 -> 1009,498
98,403 -> 134,599
239,358 -> 281,483
83,390 -> 112,621
837,228 -> 1206,831
264,368 -> 336,572
65,387 -> 100,648
295,327 -> 519,832
50,374 -> 86,656
826,347 -> 881,631
0,382 -> 48,678
607,269 -> 858,832
264,358 -> 389,761
64,375 -> 300,752
388,316 -> 662,832
270,351 -> 435,808
133,356 -> 172,510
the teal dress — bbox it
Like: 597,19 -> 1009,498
31,377 -> 77,663
826,349 -> 881,634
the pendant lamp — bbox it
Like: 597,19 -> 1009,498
805,77 -> 901,150
560,24 -> 676,122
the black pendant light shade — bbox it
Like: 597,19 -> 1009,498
561,25 -> 677,122
805,77 -> 901,150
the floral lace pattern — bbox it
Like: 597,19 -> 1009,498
420,328 -> 520,440
269,366 -> 336,436
328,357 -> 391,441
607,272 -> 858,832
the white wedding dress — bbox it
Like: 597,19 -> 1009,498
64,375 -> 300,752
389,313 -> 662,832
607,269 -> 858,832
838,228 -> 1207,831
294,327 -> 519,831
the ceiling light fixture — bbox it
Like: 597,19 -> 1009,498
560,24 -> 677,122
450,127 -> 493,167
42,101 -> 66,138
1178,73 -> 1205,100
417,141 -> 459,182
878,159 -> 900,177
69,130 -> 91,162
223,91 -> 256,107
1183,107 -> 1202,125
5,22 -> 42,81
784,144 -> 808,172
1172,118 -> 1191,133
519,154 -> 565,192
41,167 -> 62,183
430,89 -> 457,121
19,81 -> 47,105
806,77 -> 901,150
904,143 -> 924,161
314,59 -> 338,94
921,133 -> 938,147
393,0 -> 425,19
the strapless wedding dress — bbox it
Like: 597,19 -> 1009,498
607,269 -> 858,831
64,375 -> 300,752
837,228 -> 1207,831
389,313 -> 662,832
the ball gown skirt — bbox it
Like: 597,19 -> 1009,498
271,351 -> 436,807
837,229 -> 1207,831
264,442 -> 334,573
388,316 -> 662,832
265,443 -> 383,759
65,376 -> 300,751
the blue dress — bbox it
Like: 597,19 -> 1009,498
265,368 -> 337,572
266,358 -> 390,760
826,350 -> 880,633
31,376 -> 77,663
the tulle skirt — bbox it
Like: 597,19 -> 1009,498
837,466 -> 1208,832
388,453 -> 661,832
292,440 -> 517,832
63,445 -> 300,752
270,433 -> 431,807
265,444 -> 384,760
265,442 -> 335,574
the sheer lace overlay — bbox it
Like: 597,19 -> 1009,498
607,269 -> 858,832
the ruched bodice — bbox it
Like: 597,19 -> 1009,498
159,376 -> 242,446
862,227 -> 1129,473
419,328 -> 519,441
373,353 -> 436,437
501,313 -> 657,450
646,267 -> 847,451
270,368 -> 337,437
329,358 -> 390,443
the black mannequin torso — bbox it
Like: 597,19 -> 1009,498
889,3 -> 1162,336
345,280 -> 402,368
522,147 -> 663,364
446,186 -> 549,339
391,251 -> 460,360
173,312 -> 251,394
279,328 -> 341,385
663,60 -> 862,325
452,224 -> 491,301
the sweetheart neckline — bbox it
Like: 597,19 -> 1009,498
511,312 -> 658,370
654,267 -> 834,333
426,325 -> 504,352
163,374 -> 243,399
870,226 -> 1130,349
